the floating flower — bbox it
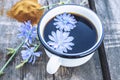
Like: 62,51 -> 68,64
54,13 -> 77,31
17,21 -> 37,44
47,30 -> 74,53
21,47 -> 42,64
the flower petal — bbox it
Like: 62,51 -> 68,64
28,56 -> 33,63
63,47 -> 67,52
21,50 -> 30,60
32,56 -> 36,64
18,21 -> 37,44
64,43 -> 73,50
67,42 -> 75,46
48,35 -> 55,41
64,37 -> 74,42
62,32 -> 70,40
53,13 -> 77,31
56,30 -> 63,40
47,41 -> 55,46
34,52 -> 42,57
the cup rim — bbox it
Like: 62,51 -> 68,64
37,4 -> 104,58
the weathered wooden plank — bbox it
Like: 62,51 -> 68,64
0,0 -> 105,80
0,20 -> 23,80
0,1 -> 22,80
0,0 -> 53,80
89,0 -> 111,80
53,53 -> 103,80
94,0 -> 120,80
46,0 -> 103,80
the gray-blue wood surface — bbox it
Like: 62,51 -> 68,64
95,0 -> 120,80
0,0 -> 118,80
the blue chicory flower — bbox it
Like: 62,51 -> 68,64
17,21 -> 37,44
21,47 -> 42,64
54,13 -> 77,31
47,30 -> 74,53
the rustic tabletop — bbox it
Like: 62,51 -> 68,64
0,0 -> 119,80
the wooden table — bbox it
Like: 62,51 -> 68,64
0,0 -> 119,80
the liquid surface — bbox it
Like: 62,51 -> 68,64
44,13 -> 97,53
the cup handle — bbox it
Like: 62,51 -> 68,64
47,55 -> 61,74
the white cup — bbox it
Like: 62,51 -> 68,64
37,4 -> 104,74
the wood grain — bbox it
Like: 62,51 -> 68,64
89,0 -> 111,80
0,0 -> 53,80
0,0 -> 103,80
94,0 -> 120,80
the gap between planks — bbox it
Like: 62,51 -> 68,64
88,0 -> 111,80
